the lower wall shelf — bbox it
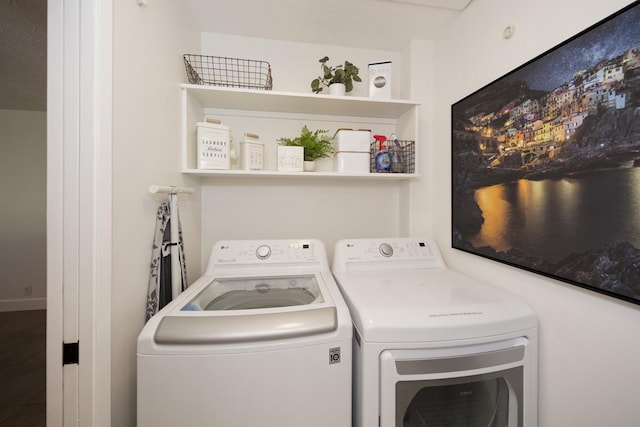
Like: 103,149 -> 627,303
181,169 -> 419,180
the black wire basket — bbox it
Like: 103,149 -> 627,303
183,54 -> 273,90
370,140 -> 415,173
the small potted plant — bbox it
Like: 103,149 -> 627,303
278,125 -> 335,171
311,56 -> 362,95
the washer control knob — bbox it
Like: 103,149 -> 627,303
379,243 -> 394,257
256,245 -> 271,260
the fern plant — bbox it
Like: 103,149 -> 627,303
278,126 -> 334,161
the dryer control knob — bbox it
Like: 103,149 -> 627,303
256,245 -> 271,260
379,243 -> 394,257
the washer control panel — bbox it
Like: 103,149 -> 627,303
255,245 -> 272,260
208,239 -> 326,271
379,243 -> 394,257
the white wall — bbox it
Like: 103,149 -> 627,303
0,109 -> 46,311
404,39 -> 436,239
198,34 -> 414,262
111,1 -> 200,425
433,0 -> 640,425
201,33 -> 404,97
109,1 -> 640,424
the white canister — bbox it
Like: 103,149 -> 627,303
197,121 -> 230,170
240,133 -> 264,171
335,152 -> 370,173
333,129 -> 371,173
368,61 -> 392,99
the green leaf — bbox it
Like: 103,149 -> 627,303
313,56 -> 361,94
311,78 -> 322,93
345,80 -> 353,92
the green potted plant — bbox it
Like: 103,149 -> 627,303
311,56 -> 362,95
278,125 -> 335,171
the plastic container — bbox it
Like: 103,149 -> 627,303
334,129 -> 371,173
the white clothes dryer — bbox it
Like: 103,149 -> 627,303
138,239 -> 352,427
331,238 -> 538,427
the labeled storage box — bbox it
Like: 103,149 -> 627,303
240,133 -> 264,171
197,121 -> 230,170
333,129 -> 371,173
369,61 -> 392,99
277,146 -> 303,172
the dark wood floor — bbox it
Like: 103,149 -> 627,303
0,310 -> 46,426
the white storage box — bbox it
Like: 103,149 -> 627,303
336,152 -> 370,173
197,121 -> 230,169
277,146 -> 303,172
333,129 -> 371,173
334,129 -> 371,152
240,133 -> 264,171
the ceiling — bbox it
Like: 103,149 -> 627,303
186,0 -> 473,51
0,0 -> 472,111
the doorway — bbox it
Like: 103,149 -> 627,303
0,1 -> 47,426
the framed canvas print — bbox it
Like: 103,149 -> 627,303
451,1 -> 640,305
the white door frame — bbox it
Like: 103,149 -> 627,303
47,0 -> 112,425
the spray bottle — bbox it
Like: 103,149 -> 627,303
374,135 -> 391,173
389,133 -> 405,173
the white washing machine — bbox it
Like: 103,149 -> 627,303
138,239 -> 352,427
331,238 -> 538,427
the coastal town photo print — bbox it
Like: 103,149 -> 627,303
452,1 -> 640,305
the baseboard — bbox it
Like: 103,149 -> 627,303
0,297 -> 47,312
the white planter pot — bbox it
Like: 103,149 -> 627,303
303,161 -> 316,172
329,83 -> 346,96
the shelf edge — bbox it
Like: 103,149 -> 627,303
181,169 -> 419,180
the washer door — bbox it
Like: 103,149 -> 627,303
184,274 -> 325,310
153,274 -> 337,344
380,338 -> 527,427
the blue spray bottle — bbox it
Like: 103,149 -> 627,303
374,135 -> 391,173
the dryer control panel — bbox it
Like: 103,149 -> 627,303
332,238 -> 446,272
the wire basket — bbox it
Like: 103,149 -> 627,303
370,140 -> 415,173
183,54 -> 273,90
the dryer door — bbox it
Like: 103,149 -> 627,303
380,338 -> 527,427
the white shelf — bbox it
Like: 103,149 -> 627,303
181,84 -> 421,180
181,84 -> 419,119
182,168 -> 419,180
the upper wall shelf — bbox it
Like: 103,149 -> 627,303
181,84 -> 420,119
